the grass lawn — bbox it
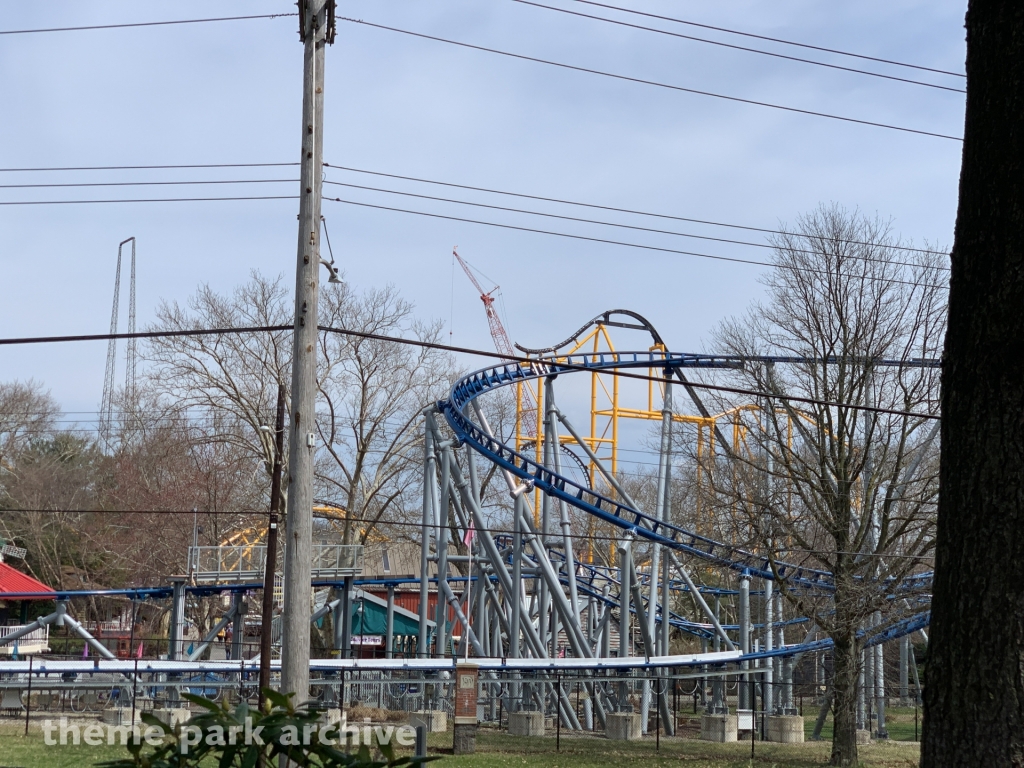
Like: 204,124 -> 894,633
0,717 -> 921,768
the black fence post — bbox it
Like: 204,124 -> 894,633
25,655 -> 33,736
131,656 -> 139,731
750,678 -> 756,760
655,678 -> 661,751
556,674 -> 561,752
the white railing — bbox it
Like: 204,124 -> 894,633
311,544 -> 363,578
0,624 -> 49,654
188,545 -> 362,584
189,546 -> 267,583
83,617 -> 133,634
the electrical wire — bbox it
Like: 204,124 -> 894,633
323,164 -> 948,256
0,163 -> 299,173
340,17 -> 963,142
0,182 -> 946,284
0,195 -> 297,206
0,159 -> 951,256
324,196 -> 948,290
0,324 -> 942,419
322,178 -> 948,271
0,507 -> 938,557
513,0 -> 964,94
571,0 -> 965,78
0,179 -> 296,190
0,13 -> 297,36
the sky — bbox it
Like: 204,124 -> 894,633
0,0 -> 966,420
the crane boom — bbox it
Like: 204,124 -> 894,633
453,248 -> 537,437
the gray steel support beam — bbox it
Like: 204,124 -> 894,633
168,577 -> 187,661
738,572 -> 751,709
667,552 -> 736,649
385,585 -> 395,659
230,593 -> 245,661
449,412 -> 608,726
627,551 -> 673,734
899,635 -> 910,705
62,612 -> 117,660
187,605 -> 238,662
341,576 -> 354,659
511,497 -> 523,663
709,595 -> 726,713
435,447 -> 451,658
545,378 -> 581,622
764,577 -> 774,714
419,412 -> 435,657
874,613 -> 887,738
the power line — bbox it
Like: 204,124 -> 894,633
0,507 -> 938,556
0,324 -> 942,419
322,177 -> 948,271
0,159 -> 952,256
0,183 -> 946,283
324,195 -> 948,289
341,17 -> 963,142
0,179 -> 296,190
0,195 -> 297,206
571,0 -> 965,79
0,13 -> 297,36
0,163 -> 299,173
514,0 -> 964,94
323,164 -> 948,257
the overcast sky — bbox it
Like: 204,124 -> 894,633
0,0 -> 965,418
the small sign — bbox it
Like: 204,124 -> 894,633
350,635 -> 383,646
460,674 -> 475,690
0,544 -> 27,560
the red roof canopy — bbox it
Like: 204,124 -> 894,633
0,562 -> 55,600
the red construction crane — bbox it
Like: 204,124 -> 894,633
453,247 -> 537,437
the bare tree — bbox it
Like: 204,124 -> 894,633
144,270 -> 293,480
0,380 -> 61,495
144,273 -> 456,547
702,204 -> 945,766
315,284 -> 458,544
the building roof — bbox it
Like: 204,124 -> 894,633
0,562 -> 55,600
360,542 -> 437,583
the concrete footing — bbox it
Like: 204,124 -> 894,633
765,715 -> 805,743
410,710 -> 447,733
319,708 -> 342,727
102,707 -> 141,725
701,713 -> 738,742
453,717 -> 477,754
151,707 -> 191,728
606,712 -> 642,740
508,710 -> 545,736
857,729 -> 873,745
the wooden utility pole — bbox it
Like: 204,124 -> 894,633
258,384 -> 285,707
281,0 -> 336,705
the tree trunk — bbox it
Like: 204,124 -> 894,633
830,629 -> 860,767
923,3 -> 1024,766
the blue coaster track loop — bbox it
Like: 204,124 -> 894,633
441,349 -> 839,589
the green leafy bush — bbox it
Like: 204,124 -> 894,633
96,689 -> 437,768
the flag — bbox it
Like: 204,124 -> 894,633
463,522 -> 475,547
136,641 -> 144,659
